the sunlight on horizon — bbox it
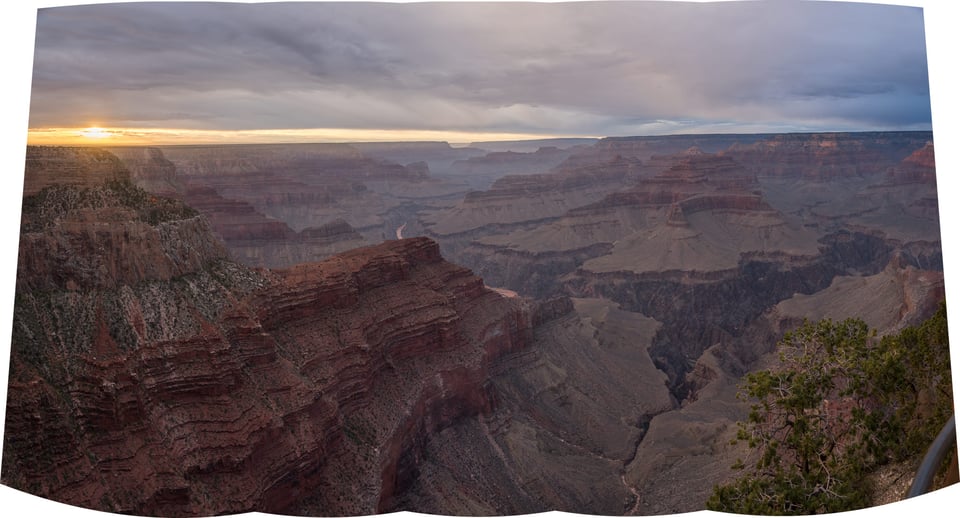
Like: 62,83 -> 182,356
27,127 -> 583,146
78,126 -> 113,139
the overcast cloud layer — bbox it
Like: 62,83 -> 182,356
28,1 -> 932,137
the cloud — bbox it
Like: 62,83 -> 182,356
27,1 -> 932,136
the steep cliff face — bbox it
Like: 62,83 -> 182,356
723,132 -> 931,180
4,175 -> 537,517
900,141 -> 936,169
454,150 -> 816,297
18,174 -> 220,292
22,147 -> 130,196
105,147 -> 181,195
176,184 -> 368,268
159,143 -> 446,234
420,156 -> 638,237
385,297 -> 675,515
351,141 -> 486,178
141,144 -> 470,260
550,134 -> 769,174
446,147 -> 579,189
564,230 -> 894,395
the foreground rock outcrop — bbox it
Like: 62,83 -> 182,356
22,146 -> 130,196
4,169 -> 538,516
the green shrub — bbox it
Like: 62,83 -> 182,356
20,178 -> 198,230
708,304 -> 952,514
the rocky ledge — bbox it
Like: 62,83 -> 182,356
4,219 -> 536,516
22,146 -> 130,196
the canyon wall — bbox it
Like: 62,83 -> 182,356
4,152 -> 547,515
4,133 -> 948,516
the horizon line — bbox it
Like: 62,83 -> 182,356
25,127 -> 935,148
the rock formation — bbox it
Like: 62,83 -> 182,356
420,155 -> 638,237
105,147 -> 181,195
22,146 -> 129,196
4,132 -> 948,516
446,147 -> 581,190
104,144 -> 460,268
454,149 -> 816,296
350,141 -> 486,177
5,180 -> 539,515
385,297 -> 676,515
722,132 -> 930,180
176,184 -> 367,268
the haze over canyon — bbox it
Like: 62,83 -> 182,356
3,1 -> 958,516
2,130 -> 953,515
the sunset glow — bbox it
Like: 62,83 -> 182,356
79,126 -> 112,139
23,2 -> 934,144
27,127 -> 574,146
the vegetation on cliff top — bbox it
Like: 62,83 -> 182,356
708,304 -> 954,514
20,177 -> 198,232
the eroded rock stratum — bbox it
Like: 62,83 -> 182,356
2,135 -> 949,515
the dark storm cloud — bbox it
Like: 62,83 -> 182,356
28,1 -> 932,135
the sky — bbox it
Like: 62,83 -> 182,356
20,0 -> 936,145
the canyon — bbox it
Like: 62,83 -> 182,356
2,132 -> 948,516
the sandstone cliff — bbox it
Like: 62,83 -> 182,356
177,184 -> 368,268
456,150 -> 817,297
4,173 -> 538,516
386,297 -> 675,515
159,143 -> 443,218
723,132 -> 931,180
22,147 -> 129,196
420,155 -> 638,237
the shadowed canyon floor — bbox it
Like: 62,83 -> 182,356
3,132 -> 949,515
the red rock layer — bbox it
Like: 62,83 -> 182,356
722,132 -> 931,180
463,155 -> 637,204
180,184 -> 296,242
901,142 -> 936,169
16,208 -> 227,291
4,235 -> 535,517
175,184 -> 368,268
888,142 -> 937,184
573,150 -> 759,218
22,147 -> 129,195
299,218 -> 363,244
549,135 -> 768,175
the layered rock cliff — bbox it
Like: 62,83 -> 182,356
723,132 -> 931,180
446,147 -> 580,189
105,147 -> 181,195
107,144 -> 468,265
455,150 -> 817,297
22,146 -> 129,196
4,135 -> 948,516
18,165 -> 219,292
420,155 -> 639,238
176,184 -> 367,268
4,170 -> 539,516
158,143 -> 453,236
384,297 -> 676,515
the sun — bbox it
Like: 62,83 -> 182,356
79,126 -> 113,139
